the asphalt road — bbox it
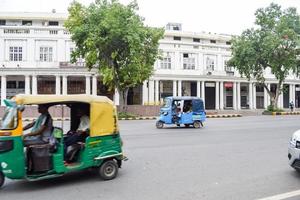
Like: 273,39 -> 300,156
2,116 -> 300,200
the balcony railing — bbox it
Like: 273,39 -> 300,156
1,26 -> 67,36
59,61 -> 85,68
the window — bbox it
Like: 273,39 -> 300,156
7,81 -> 16,89
22,20 -> 32,26
210,40 -> 216,44
160,53 -> 172,69
49,21 -> 59,26
0,20 -> 6,26
206,57 -> 215,71
173,36 -> 181,41
9,47 -> 23,61
18,81 -> 25,89
224,60 -> 233,72
226,41 -> 231,45
193,38 -> 200,43
183,53 -> 196,70
39,47 -> 53,62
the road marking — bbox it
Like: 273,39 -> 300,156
257,190 -> 300,200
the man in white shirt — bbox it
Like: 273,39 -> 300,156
64,109 -> 90,153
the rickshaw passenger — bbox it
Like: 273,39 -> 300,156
64,109 -> 90,149
23,104 -> 53,146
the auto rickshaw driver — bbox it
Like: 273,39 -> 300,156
23,104 -> 53,146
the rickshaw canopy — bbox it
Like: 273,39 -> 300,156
13,94 -> 118,137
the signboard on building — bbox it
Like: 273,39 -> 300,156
205,82 -> 215,87
224,82 -> 233,88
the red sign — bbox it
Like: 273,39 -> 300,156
224,82 -> 233,88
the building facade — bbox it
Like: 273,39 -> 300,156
0,13 -> 299,110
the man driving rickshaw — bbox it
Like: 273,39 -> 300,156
0,94 -> 126,188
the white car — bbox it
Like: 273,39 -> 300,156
288,130 -> 300,171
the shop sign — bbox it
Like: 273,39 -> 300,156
205,82 -> 215,87
224,82 -> 233,88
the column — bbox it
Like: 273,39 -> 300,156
237,82 -> 241,110
215,81 -> 220,110
85,75 -> 91,95
178,80 -> 182,96
1,75 -> 7,106
289,84 -> 294,104
142,81 -> 149,105
32,75 -> 37,95
233,82 -> 237,110
201,81 -> 205,102
155,80 -> 159,104
25,75 -> 30,94
114,89 -> 120,105
173,80 -> 177,96
55,75 -> 61,95
279,89 -> 284,109
249,82 -> 253,109
148,80 -> 155,104
219,82 -> 224,110
62,75 -> 68,95
253,83 -> 257,109
197,81 -> 201,98
92,76 -> 97,96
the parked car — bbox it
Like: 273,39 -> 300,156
288,130 -> 300,171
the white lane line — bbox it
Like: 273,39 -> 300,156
257,190 -> 300,200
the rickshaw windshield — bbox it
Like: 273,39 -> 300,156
162,98 -> 171,108
0,107 -> 18,130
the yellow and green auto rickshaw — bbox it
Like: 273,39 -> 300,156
0,94 -> 126,188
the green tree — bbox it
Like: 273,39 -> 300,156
65,0 -> 164,110
228,3 -> 300,109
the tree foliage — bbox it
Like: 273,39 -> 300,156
228,3 -> 300,108
65,0 -> 164,109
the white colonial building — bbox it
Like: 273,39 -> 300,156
0,12 -> 299,110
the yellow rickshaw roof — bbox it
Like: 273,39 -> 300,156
13,94 -> 114,105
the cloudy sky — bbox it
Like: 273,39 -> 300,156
1,0 -> 299,35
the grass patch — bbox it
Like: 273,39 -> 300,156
118,112 -> 137,118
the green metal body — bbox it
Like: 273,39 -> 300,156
0,133 -> 123,181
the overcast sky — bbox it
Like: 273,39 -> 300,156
1,0 -> 299,35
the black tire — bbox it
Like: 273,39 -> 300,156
98,160 -> 118,180
184,124 -> 190,128
0,171 -> 4,188
156,121 -> 164,129
193,121 -> 201,128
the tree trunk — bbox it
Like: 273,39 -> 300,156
263,81 -> 282,110
118,88 -> 129,113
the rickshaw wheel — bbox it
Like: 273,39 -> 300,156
193,121 -> 201,128
0,171 -> 4,188
156,121 -> 164,129
98,160 -> 119,180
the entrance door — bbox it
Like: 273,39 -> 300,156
205,82 -> 216,109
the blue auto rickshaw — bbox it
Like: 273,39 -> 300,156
156,96 -> 206,129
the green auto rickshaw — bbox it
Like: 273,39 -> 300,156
0,94 -> 126,188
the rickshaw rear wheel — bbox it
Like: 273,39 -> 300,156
0,171 -> 4,188
98,160 -> 119,180
193,121 -> 201,128
156,121 -> 164,129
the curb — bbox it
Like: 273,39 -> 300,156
3,114 -> 243,122
206,114 -> 242,118
118,114 -> 242,120
272,111 -> 300,116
